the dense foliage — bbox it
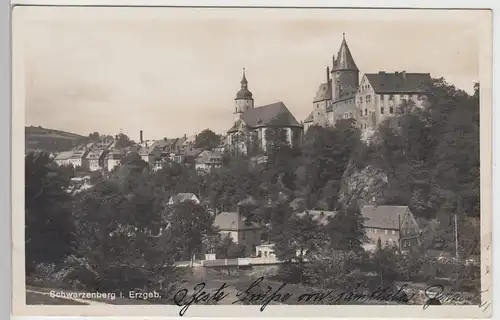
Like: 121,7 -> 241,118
25,78 -> 480,298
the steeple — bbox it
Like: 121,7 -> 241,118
241,68 -> 248,85
236,68 -> 253,100
333,33 -> 358,71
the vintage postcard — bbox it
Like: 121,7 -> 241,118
11,4 -> 492,318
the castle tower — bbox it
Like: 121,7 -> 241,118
234,68 -> 254,122
331,33 -> 359,102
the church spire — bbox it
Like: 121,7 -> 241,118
333,33 -> 358,71
241,68 -> 248,86
235,68 -> 253,101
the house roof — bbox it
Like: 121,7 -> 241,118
303,111 -> 314,123
86,150 -> 104,160
360,205 -> 410,230
296,210 -> 338,225
195,150 -> 223,164
333,36 -> 358,71
182,147 -> 203,157
214,211 -> 261,231
313,82 -> 332,103
138,145 -> 158,156
228,101 -> 302,133
327,92 -> 357,111
364,72 -> 431,94
54,151 -> 75,160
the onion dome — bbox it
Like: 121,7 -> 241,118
235,68 -> 254,100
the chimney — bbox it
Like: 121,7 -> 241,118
401,70 -> 407,81
326,66 -> 330,82
184,134 -> 187,139
140,130 -> 143,143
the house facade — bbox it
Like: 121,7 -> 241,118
213,210 -> 262,257
85,150 -> 105,171
195,150 -> 223,172
138,145 -> 161,165
54,150 -> 88,168
360,205 -> 422,251
105,150 -> 124,171
303,34 -> 432,141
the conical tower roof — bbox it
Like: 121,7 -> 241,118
333,33 -> 358,71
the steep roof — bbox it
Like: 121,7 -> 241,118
303,111 -> 314,123
138,145 -> 158,156
313,82 -> 332,103
214,211 -> 261,231
360,205 -> 410,230
333,36 -> 358,71
239,101 -> 302,129
364,72 -> 431,94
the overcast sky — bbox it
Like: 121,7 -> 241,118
17,7 -> 483,141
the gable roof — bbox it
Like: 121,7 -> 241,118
364,72 -> 431,94
313,82 -> 332,103
86,150 -> 104,160
214,211 -> 261,231
138,145 -> 158,156
360,205 -> 410,230
303,111 -> 314,123
195,150 -> 223,164
234,101 -> 302,130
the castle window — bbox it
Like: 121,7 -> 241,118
389,94 -> 394,101
389,107 -> 394,114
380,94 -> 384,101
364,109 -> 367,116
366,95 -> 371,102
360,97 -> 363,103
381,107 -> 384,114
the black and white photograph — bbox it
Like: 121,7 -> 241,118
12,4 -> 492,318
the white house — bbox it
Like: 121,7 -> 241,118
54,150 -> 88,168
85,150 -> 105,171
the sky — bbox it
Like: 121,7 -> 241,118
16,7 -> 484,141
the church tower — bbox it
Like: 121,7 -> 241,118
331,33 -> 359,102
234,68 -> 254,122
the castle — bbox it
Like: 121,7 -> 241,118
304,34 -> 432,141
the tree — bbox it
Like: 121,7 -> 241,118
194,129 -> 221,151
88,132 -> 101,142
325,203 -> 367,252
25,152 -> 76,273
162,201 -> 217,261
215,234 -> 246,259
72,178 -> 180,294
114,133 -> 134,149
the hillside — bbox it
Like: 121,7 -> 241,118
25,126 -> 87,153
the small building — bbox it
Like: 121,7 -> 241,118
256,243 -> 276,259
138,145 -> 161,164
360,205 -> 422,251
54,150 -> 88,168
214,209 -> 262,257
168,193 -> 200,205
85,149 -> 105,171
105,150 -> 124,171
195,150 -> 223,172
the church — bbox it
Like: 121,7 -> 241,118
226,70 -> 303,154
304,34 -> 432,141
